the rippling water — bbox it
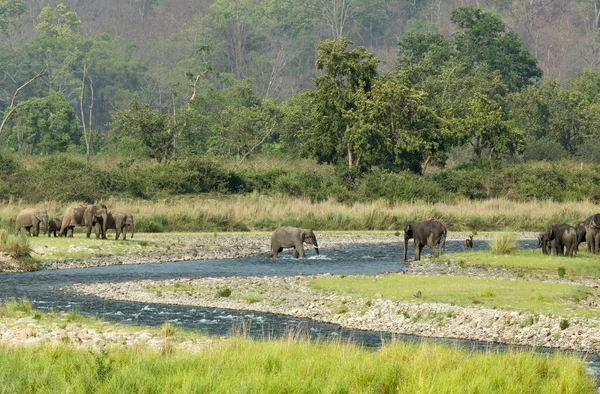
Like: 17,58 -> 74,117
0,239 -> 598,384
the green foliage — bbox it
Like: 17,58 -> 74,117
109,101 -> 176,163
559,319 -> 570,330
557,266 -> 566,279
216,286 -> 232,298
1,93 -> 81,155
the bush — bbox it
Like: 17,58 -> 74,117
136,218 -> 163,233
559,319 -> 570,330
216,286 -> 232,297
557,266 -> 566,279
490,233 -> 516,255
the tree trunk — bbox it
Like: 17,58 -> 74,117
422,155 -> 431,175
488,146 -> 495,170
0,71 -> 43,136
80,60 -> 90,161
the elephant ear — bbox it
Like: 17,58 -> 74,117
301,230 -> 307,242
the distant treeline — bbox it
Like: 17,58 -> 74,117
1,153 -> 599,205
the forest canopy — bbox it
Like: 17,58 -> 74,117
1,1 -> 600,183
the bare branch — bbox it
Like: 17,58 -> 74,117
0,71 -> 44,136
234,123 -> 275,169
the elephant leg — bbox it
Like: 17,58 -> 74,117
292,248 -> 299,258
272,246 -> 282,259
295,243 -> 306,258
68,227 -> 74,238
86,225 -> 92,238
25,227 -> 31,237
595,233 -> 600,253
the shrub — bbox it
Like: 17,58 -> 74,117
559,319 -> 570,330
490,233 -> 516,255
216,286 -> 232,298
135,218 -> 163,233
557,266 -> 566,279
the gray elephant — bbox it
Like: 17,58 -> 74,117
59,204 -> 108,238
267,226 -> 319,258
96,212 -> 134,240
403,221 -> 447,262
575,221 -> 586,251
583,214 -> 600,253
546,224 -> 577,257
537,232 -> 555,255
48,218 -> 63,237
15,208 -> 48,236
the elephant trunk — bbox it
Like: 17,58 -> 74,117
102,212 -> 108,238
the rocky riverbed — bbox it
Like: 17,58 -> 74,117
0,316 -> 217,353
72,268 -> 600,353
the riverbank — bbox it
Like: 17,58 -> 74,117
72,264 -> 600,353
1,231 -> 536,272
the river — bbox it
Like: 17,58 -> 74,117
0,239 -> 598,385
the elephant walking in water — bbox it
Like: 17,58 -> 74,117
403,221 -> 447,262
268,226 -> 319,258
15,208 -> 48,236
59,204 -> 108,238
96,212 -> 134,240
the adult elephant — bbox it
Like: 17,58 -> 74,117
15,208 -> 48,236
575,221 -> 586,251
60,204 -> 108,238
546,224 -> 577,257
96,212 -> 134,240
403,221 -> 447,262
48,218 -> 63,237
537,232 -> 556,255
267,226 -> 319,258
583,214 -> 600,253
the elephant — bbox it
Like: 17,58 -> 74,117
575,221 -> 586,251
15,208 -> 48,236
546,224 -> 577,257
583,214 -> 600,253
537,232 -> 554,255
403,221 -> 447,262
48,218 -> 63,237
96,212 -> 134,240
59,204 -> 108,238
267,226 -> 319,258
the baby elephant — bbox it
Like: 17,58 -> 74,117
48,218 -> 63,237
268,226 -> 319,258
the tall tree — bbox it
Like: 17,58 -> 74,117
303,37 -> 379,169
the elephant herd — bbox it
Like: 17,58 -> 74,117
537,214 -> 600,257
14,204 -> 134,240
267,221 -> 448,261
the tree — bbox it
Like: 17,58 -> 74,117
459,92 -> 524,169
1,92 -> 80,155
450,6 -> 541,91
109,101 -> 176,163
303,37 -> 379,169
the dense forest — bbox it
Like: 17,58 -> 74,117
2,0 -> 600,204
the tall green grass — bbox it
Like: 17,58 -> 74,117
0,339 -> 593,393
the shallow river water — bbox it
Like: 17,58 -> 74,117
0,239 -> 598,385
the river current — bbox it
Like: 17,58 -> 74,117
0,239 -> 598,384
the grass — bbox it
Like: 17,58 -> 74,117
444,250 -> 600,278
310,274 -> 599,318
2,196 -> 600,232
0,339 -> 593,393
489,232 -> 517,254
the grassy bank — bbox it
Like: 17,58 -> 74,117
1,299 -> 594,392
1,196 -> 599,233
310,274 -> 600,319
441,250 -> 600,278
0,339 -> 594,393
